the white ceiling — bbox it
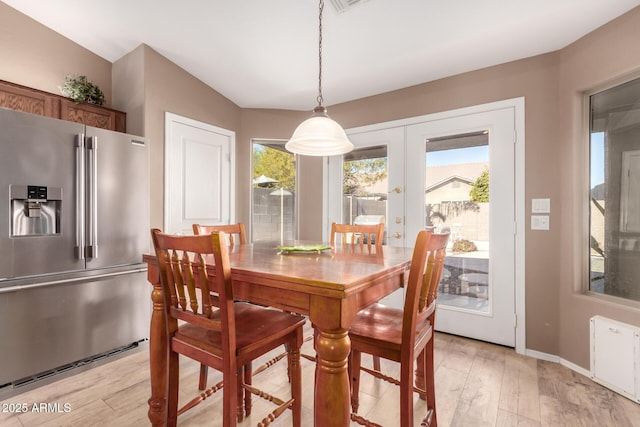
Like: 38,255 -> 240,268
4,0 -> 640,111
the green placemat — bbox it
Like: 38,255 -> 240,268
277,243 -> 332,254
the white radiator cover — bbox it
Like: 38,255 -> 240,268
590,316 -> 640,403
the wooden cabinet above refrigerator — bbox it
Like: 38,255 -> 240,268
0,79 -> 126,132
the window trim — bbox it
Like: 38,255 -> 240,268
582,72 -> 640,308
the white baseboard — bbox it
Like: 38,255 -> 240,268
524,348 -> 590,378
560,357 -> 591,378
525,346 -> 640,403
524,348 -> 559,363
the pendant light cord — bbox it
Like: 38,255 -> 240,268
317,0 -> 324,107
285,0 -> 353,155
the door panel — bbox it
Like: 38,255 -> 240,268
327,127 -> 405,246
86,127 -> 149,269
165,113 -> 235,235
0,269 -> 149,384
0,109 -> 85,278
327,127 -> 405,307
406,107 -> 515,346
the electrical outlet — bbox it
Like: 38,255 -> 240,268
531,215 -> 550,230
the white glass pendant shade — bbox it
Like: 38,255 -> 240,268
286,107 -> 354,156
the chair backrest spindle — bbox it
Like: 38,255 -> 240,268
330,222 -> 385,251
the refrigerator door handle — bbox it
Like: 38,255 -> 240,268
75,134 -> 85,260
86,136 -> 98,259
0,268 -> 148,294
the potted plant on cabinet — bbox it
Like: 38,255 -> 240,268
59,74 -> 105,106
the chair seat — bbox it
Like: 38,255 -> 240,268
349,303 -> 432,361
175,302 -> 306,362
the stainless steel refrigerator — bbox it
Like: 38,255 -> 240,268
0,107 -> 150,389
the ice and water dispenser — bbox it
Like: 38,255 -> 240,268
11,185 -> 61,236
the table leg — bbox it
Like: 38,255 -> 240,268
147,267 -> 168,426
314,329 -> 351,426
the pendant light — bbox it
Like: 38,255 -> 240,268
285,0 -> 354,156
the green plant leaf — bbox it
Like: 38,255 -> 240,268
59,74 -> 105,106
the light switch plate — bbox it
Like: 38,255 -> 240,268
531,215 -> 550,230
532,198 -> 551,213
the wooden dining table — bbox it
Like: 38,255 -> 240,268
143,240 -> 413,427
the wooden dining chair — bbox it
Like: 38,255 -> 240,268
151,229 -> 304,427
193,223 -> 254,390
194,222 -> 306,388
348,230 -> 450,427
193,222 -> 247,246
330,222 -> 384,250
330,221 -> 385,370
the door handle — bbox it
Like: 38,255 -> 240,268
390,186 -> 402,194
75,134 -> 85,260
393,232 -> 402,239
0,268 -> 147,294
86,136 -> 98,259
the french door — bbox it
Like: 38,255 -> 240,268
326,127 -> 405,240
327,100 -> 523,348
325,127 -> 405,307
405,107 -> 516,347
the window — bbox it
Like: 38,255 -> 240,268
342,146 -> 388,244
251,140 -> 297,242
589,76 -> 640,302
425,132 -> 490,311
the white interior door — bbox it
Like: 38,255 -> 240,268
165,113 -> 235,234
405,107 -> 516,347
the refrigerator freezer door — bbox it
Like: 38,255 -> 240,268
0,267 -> 150,385
84,126 -> 149,269
0,108 -> 85,279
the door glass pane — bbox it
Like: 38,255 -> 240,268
343,146 -> 387,244
252,141 -> 296,242
425,131 -> 490,313
589,77 -> 640,302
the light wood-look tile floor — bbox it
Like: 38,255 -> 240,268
1,330 -> 639,426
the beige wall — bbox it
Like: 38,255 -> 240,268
112,46 -> 145,136
139,46 -> 242,230
557,8 -> 640,367
0,3 -> 112,106
2,0 -> 639,369
113,44 -> 243,231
